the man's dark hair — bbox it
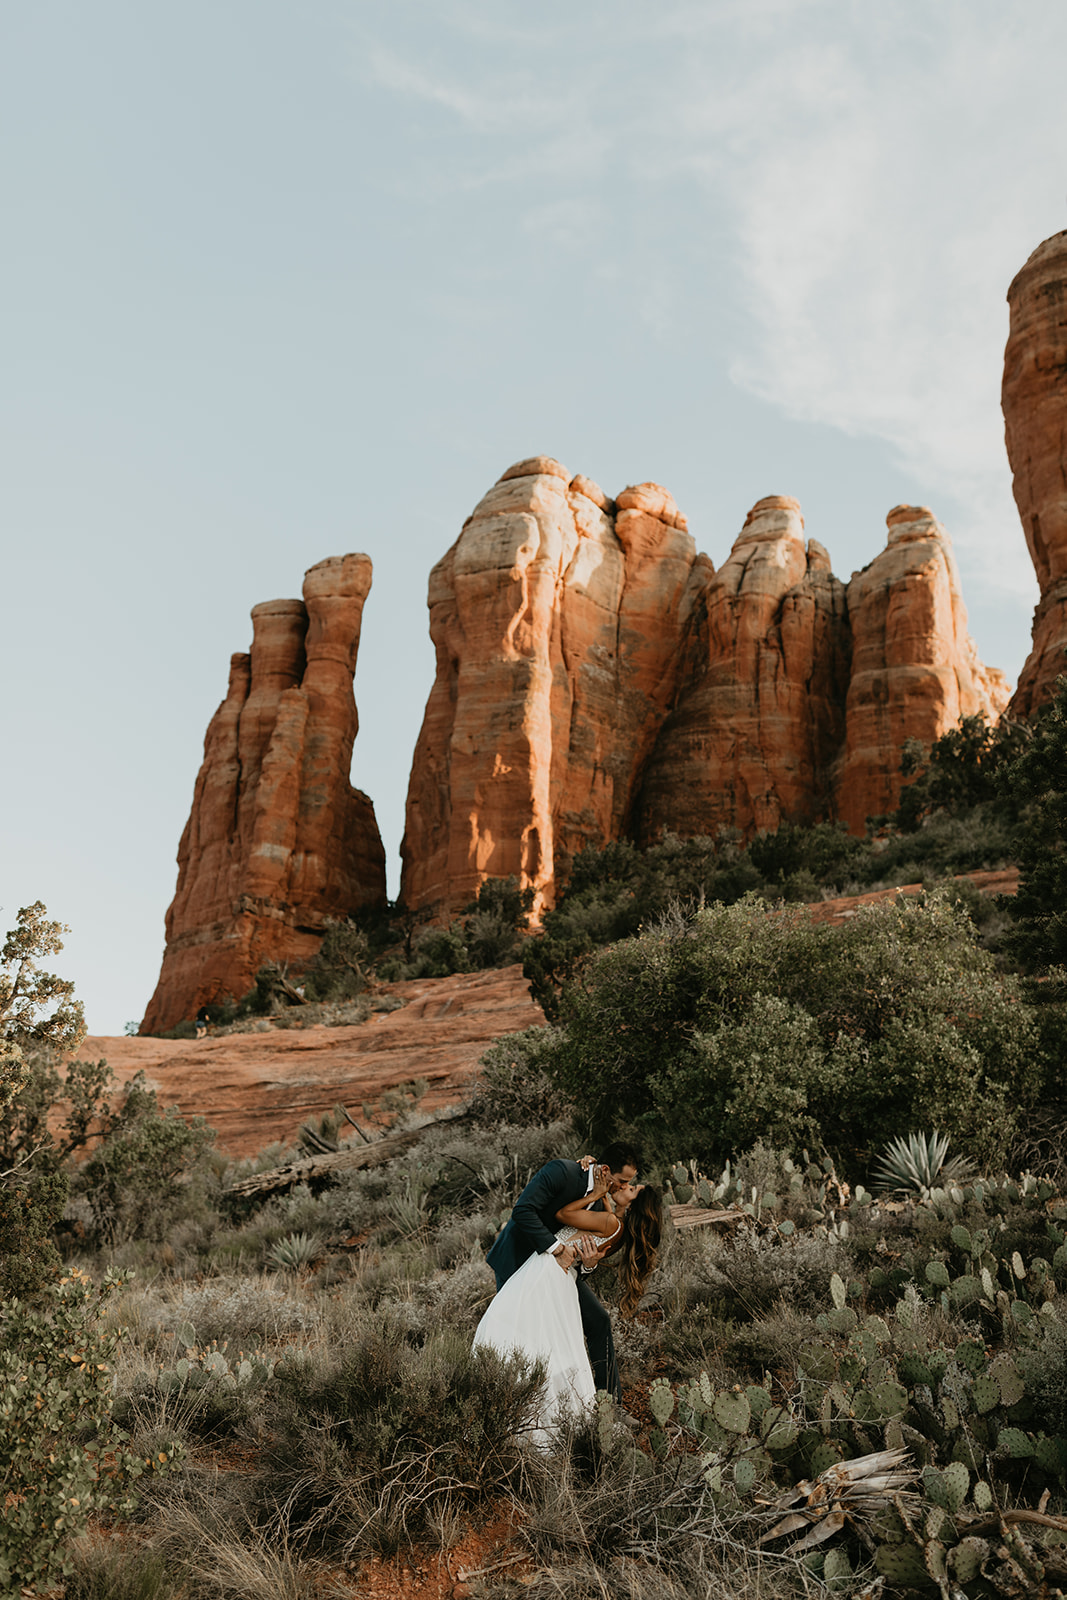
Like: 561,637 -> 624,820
600,1140 -> 641,1174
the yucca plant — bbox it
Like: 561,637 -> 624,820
268,1231 -> 323,1271
871,1130 -> 975,1199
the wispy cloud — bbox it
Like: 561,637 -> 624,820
353,0 -> 1064,599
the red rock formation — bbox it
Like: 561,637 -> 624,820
637,496 -> 851,841
833,506 -> 1011,831
401,466 -> 1012,913
141,556 -> 386,1034
1003,230 -> 1067,715
400,458 -> 696,913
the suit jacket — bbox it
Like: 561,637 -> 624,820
486,1158 -> 588,1287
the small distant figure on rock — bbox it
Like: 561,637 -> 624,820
195,1006 -> 209,1040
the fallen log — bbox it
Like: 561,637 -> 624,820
668,1204 -> 748,1232
224,1109 -> 471,1200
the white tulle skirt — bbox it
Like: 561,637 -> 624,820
473,1250 -> 596,1448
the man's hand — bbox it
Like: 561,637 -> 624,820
554,1236 -> 599,1271
580,1234 -> 615,1271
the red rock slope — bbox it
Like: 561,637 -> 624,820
92,965 -> 542,1159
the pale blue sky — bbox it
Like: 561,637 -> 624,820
3,1 -> 1064,1032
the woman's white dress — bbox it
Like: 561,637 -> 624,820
473,1223 -> 616,1446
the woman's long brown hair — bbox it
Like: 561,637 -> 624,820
618,1186 -> 662,1317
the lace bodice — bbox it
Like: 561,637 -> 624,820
555,1217 -> 621,1249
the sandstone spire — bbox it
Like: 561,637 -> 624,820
140,556 -> 386,1033
833,506 -> 1011,831
1003,229 -> 1067,714
637,496 -> 850,841
400,459 -> 696,914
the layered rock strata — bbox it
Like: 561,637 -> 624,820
141,556 -> 386,1034
1003,230 -> 1067,715
637,497 -> 851,841
833,506 -> 1011,831
400,458 -> 696,913
402,470 -> 1010,914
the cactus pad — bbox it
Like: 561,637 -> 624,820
899,1351 -> 933,1386
649,1377 -> 675,1426
809,1440 -> 844,1475
955,1339 -> 987,1375
1034,1435 -> 1067,1474
923,1465 -> 951,1508
948,1537 -> 988,1584
990,1354 -> 1025,1406
761,1409 -> 798,1451
998,1426 -> 1034,1457
673,1182 -> 694,1204
875,1543 -> 931,1586
972,1373 -> 1000,1414
733,1457 -> 757,1493
972,1480 -> 993,1511
823,1549 -> 852,1589
925,1260 -> 950,1289
924,1540 -> 949,1585
951,1273 -> 983,1307
799,1341 -> 836,1382
951,1224 -> 973,1252
829,1271 -> 847,1309
871,1380 -> 909,1419
713,1388 -> 752,1434
942,1459 -> 969,1511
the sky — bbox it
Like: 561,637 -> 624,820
3,0 -> 1065,1034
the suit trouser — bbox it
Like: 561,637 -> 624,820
576,1275 -> 619,1400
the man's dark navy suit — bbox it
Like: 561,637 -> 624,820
485,1157 -> 619,1399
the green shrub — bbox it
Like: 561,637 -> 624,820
300,918 -> 371,1003
547,893 -> 1040,1167
1004,675 -> 1067,969
0,1268 -> 181,1592
74,1072 -> 217,1244
468,1025 -> 575,1127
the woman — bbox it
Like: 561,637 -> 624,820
472,1167 -> 662,1446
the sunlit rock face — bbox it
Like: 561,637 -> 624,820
400,467 -> 1010,916
833,506 -> 1011,832
637,496 -> 851,842
399,458 -> 697,915
1003,230 -> 1067,715
141,555 -> 386,1034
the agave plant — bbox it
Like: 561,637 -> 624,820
268,1231 -> 323,1270
872,1130 -> 975,1199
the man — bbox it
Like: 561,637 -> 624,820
485,1140 -> 641,1400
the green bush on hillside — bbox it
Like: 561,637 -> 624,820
545,892 -> 1040,1169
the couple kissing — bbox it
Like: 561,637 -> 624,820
473,1143 -> 662,1447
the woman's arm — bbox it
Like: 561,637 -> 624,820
555,1182 -> 621,1240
